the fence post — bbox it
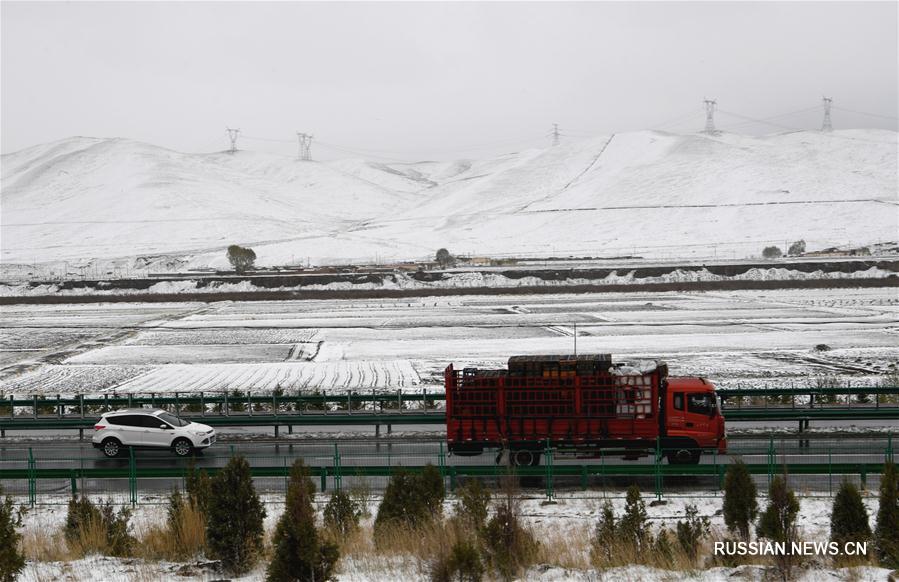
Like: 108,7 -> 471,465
767,436 -> 775,487
129,446 -> 137,506
333,442 -> 342,492
654,437 -> 662,501
438,441 -> 446,482
544,439 -> 554,502
70,472 -> 78,498
320,467 -> 327,492
27,447 -> 35,507
449,466 -> 457,492
828,448 -> 833,495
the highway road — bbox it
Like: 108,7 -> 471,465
2,434 -> 893,497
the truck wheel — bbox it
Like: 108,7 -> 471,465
667,449 -> 701,465
511,449 -> 541,467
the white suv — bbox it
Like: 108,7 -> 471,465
92,409 -> 216,458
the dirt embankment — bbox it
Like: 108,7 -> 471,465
1,274 -> 896,305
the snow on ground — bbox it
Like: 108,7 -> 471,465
12,492 -> 895,581
1,288 -> 896,396
2,129 -> 896,269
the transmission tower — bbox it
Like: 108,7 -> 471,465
552,123 -> 560,146
822,97 -> 833,132
703,99 -> 717,133
226,127 -> 240,153
296,132 -> 314,161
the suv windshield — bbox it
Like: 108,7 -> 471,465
157,412 -> 189,427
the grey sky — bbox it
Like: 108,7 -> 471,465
2,1 -> 896,161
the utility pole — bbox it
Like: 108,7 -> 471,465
552,123 -> 560,146
226,127 -> 241,153
822,97 -> 833,132
703,99 -> 717,133
296,132 -> 313,161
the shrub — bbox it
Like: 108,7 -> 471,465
0,485 -> 25,582
323,489 -> 361,536
675,504 -> 711,561
420,463 -> 446,517
787,240 -> 806,256
207,456 -> 266,575
482,481 -> 538,580
64,496 -> 134,557
430,538 -> 484,582
589,500 -> 617,564
165,488 -> 206,559
455,479 -> 491,533
723,459 -> 758,540
227,245 -> 256,273
618,485 -> 649,551
375,465 -> 445,534
757,475 -> 800,579
830,480 -> 871,563
267,459 -> 339,582
762,246 -> 783,259
875,461 -> 899,567
184,461 -> 211,515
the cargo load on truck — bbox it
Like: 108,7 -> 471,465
445,354 -> 726,465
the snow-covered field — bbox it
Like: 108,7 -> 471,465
12,492 -> 895,581
2,129 -> 896,270
1,287 -> 896,396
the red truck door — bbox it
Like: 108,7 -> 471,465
668,390 -> 686,430
685,392 -> 714,435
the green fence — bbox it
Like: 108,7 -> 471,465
1,435 -> 893,507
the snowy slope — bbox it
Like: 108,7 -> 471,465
1,130 -> 896,268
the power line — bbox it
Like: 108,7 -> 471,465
832,106 -> 898,121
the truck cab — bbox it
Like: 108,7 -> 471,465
664,377 -> 727,463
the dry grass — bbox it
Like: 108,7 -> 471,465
67,514 -> 113,558
20,529 -> 74,562
135,503 -> 206,561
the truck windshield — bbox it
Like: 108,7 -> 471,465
687,393 -> 716,416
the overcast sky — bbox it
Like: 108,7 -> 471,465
2,1 -> 896,161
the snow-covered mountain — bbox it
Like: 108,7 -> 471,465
1,130 -> 896,269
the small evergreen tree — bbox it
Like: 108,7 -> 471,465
675,504 -> 711,561
267,459 -> 339,582
483,483 -> 538,581
420,463 -> 446,517
184,461 -> 211,515
762,246 -> 783,259
0,485 -> 25,582
830,480 -> 871,562
207,456 -> 266,575
875,461 -> 899,567
723,459 -> 758,540
618,485 -> 649,551
757,475 -> 800,579
375,467 -> 443,533
589,500 -> 617,564
323,489 -> 361,536
455,479 -> 491,534
64,496 -> 134,557
227,245 -> 257,273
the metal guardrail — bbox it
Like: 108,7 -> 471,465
1,387 -> 896,435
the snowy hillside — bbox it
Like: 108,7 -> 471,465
1,130 -> 896,269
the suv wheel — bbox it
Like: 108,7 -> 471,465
102,438 -> 122,458
173,438 -> 193,457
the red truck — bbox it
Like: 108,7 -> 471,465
445,354 -> 726,465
